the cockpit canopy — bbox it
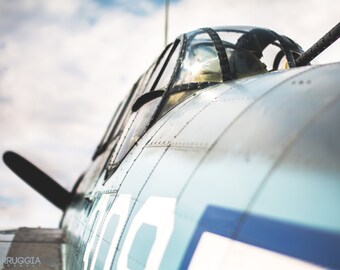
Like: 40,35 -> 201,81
95,26 -> 305,178
129,26 -> 305,117
149,26 -> 304,117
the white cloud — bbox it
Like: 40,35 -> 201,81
167,0 -> 340,64
0,0 -> 339,229
0,0 -> 165,228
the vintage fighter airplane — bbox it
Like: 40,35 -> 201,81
1,22 -> 340,269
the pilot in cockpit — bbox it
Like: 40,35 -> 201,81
176,27 -> 299,86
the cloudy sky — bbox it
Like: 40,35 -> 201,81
0,0 -> 339,229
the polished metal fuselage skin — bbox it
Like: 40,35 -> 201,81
62,63 -> 340,269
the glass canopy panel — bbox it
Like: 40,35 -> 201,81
174,32 -> 222,86
154,41 -> 181,90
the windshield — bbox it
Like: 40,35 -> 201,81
175,39 -> 222,85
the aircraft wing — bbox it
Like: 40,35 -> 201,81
0,227 -> 65,269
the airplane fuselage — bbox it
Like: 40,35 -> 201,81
62,62 -> 340,269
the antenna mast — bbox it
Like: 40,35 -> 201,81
164,0 -> 170,47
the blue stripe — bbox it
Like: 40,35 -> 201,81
181,206 -> 340,269
239,212 -> 340,269
180,206 -> 241,270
